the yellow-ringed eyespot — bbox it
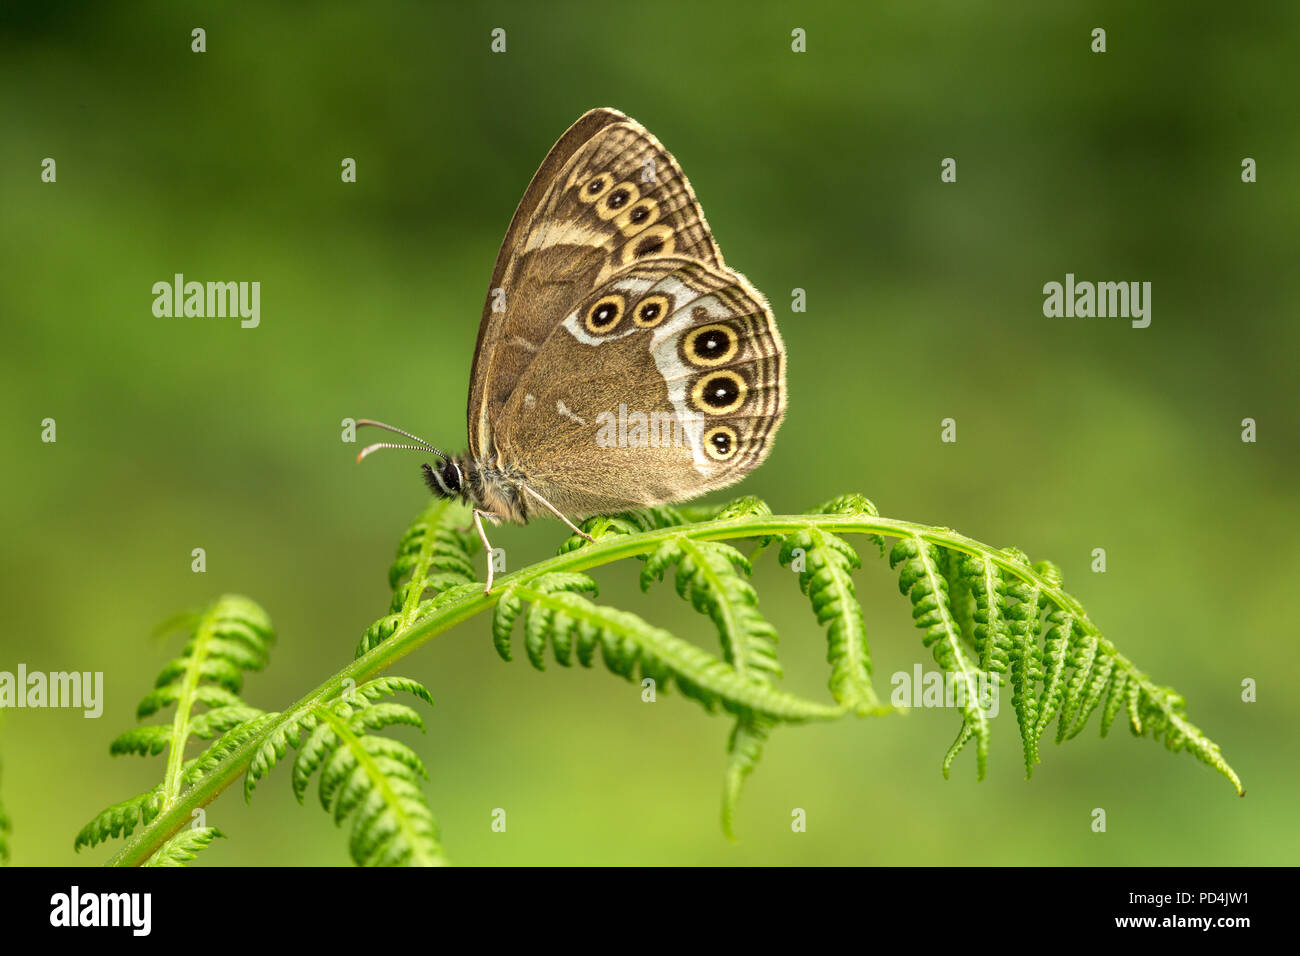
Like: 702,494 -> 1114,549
620,224 -> 675,264
703,426 -> 739,462
578,173 -> 612,203
595,181 -> 640,220
682,323 -> 738,367
615,197 -> 660,236
691,370 -> 747,415
585,294 -> 625,334
633,294 -> 672,328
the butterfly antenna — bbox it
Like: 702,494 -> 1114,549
356,441 -> 441,464
354,419 -> 449,461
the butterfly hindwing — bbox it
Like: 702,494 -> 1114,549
489,256 -> 785,516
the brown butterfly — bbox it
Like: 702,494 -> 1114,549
357,108 -> 786,591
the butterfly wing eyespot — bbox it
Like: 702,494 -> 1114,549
690,369 -> 748,415
632,293 -> 672,328
682,323 -> 739,367
620,224 -> 676,264
585,293 -> 626,334
615,198 -> 661,237
595,181 -> 640,220
577,173 -> 612,203
703,425 -> 740,462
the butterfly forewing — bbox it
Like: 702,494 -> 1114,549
469,109 -> 729,459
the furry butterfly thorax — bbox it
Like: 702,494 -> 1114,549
357,108 -> 787,590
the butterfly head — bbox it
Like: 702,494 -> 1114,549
354,418 -> 468,499
422,458 -> 464,500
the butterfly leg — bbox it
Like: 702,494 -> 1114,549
472,508 -> 502,593
522,485 -> 596,543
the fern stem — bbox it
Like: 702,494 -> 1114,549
105,510 -> 1238,864
161,610 -> 212,807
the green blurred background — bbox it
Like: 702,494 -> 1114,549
1,1 -> 1296,866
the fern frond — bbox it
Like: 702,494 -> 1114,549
189,704 -> 266,739
722,717 -> 773,840
943,552 -> 979,650
953,553 -> 1019,771
109,725 -> 173,757
78,716 -> 277,852
155,596 -> 273,799
182,712 -> 281,788
241,670 -> 443,865
779,496 -> 884,715
713,495 -> 775,522
389,500 -> 478,601
1036,607 -> 1080,741
75,789 -> 164,851
560,505 -> 690,553
142,827 -> 224,866
494,572 -> 841,722
77,596 -> 274,857
641,535 -> 782,682
358,498 -> 479,656
238,503 -> 454,864
94,493 -> 1242,866
638,498 -> 787,837
1125,681 -> 1241,790
998,549 -> 1048,774
1031,575 -> 1241,793
137,683 -> 243,719
243,714 -> 320,799
1062,652 -> 1115,740
955,553 -> 1014,681
890,536 -> 992,779
952,549 -> 1243,794
713,495 -> 779,555
287,679 -> 444,866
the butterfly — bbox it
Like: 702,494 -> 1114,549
357,108 -> 786,592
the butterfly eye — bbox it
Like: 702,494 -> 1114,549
440,461 -> 462,494
595,181 -> 640,220
620,224 -> 676,264
633,294 -> 672,328
691,370 -> 747,415
683,323 -> 738,366
703,426 -> 739,462
585,294 -> 626,334
578,174 -> 612,203
615,198 -> 661,237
